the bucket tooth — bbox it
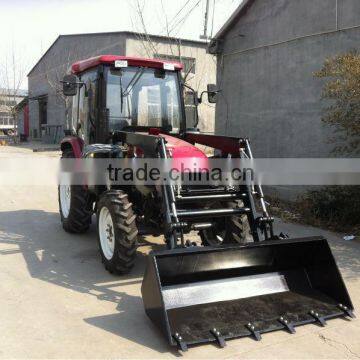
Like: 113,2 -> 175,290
309,310 -> 327,326
173,333 -> 188,352
210,328 -> 226,348
246,323 -> 262,341
338,304 -> 356,319
278,316 -> 296,334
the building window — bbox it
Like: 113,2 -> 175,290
154,54 -> 196,74
0,112 -> 12,126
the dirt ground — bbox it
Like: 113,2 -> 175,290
0,144 -> 359,359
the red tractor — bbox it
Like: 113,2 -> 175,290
58,55 -> 354,351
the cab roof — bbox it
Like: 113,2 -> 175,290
71,55 -> 183,74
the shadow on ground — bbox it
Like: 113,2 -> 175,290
0,209 -> 174,354
0,210 -> 359,354
274,218 -> 360,280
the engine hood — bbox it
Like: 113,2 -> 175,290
161,134 -> 209,170
161,134 -> 206,158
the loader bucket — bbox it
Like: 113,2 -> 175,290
141,236 -> 354,351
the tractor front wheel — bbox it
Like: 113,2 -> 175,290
200,200 -> 251,246
97,190 -> 138,275
58,149 -> 92,233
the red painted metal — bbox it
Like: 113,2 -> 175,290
60,136 -> 84,158
72,55 -> 183,74
133,131 -> 208,168
160,133 -> 209,170
162,134 -> 207,159
185,133 -> 242,155
148,128 -> 161,136
24,104 -> 29,137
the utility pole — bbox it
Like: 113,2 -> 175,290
200,0 -> 210,40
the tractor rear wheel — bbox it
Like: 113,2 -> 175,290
58,149 -> 92,233
200,200 -> 251,246
97,190 -> 138,275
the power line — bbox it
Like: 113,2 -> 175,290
169,0 -> 202,35
160,0 -> 194,35
169,0 -> 193,27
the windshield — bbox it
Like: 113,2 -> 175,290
106,67 -> 182,133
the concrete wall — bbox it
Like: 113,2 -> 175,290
222,0 -> 337,54
15,108 -> 24,135
215,0 -> 360,156
214,0 -> 360,199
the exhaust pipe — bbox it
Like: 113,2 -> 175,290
141,236 -> 354,351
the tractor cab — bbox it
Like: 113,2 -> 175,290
62,55 -> 217,144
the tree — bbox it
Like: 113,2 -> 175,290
303,52 -> 360,231
129,0 -> 203,84
314,51 -> 360,154
42,51 -> 75,131
0,45 -> 27,136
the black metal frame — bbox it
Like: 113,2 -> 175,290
161,136 -> 278,248
240,138 -> 276,241
113,130 -> 278,249
117,132 -> 278,249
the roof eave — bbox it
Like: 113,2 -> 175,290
27,31 -> 209,77
212,0 -> 253,40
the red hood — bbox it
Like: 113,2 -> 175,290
161,134 -> 206,158
160,134 -> 209,171
134,131 -> 209,170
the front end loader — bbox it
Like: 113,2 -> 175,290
58,55 -> 355,351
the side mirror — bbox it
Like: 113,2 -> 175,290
62,74 -> 78,97
207,84 -> 219,103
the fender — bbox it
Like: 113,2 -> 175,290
60,136 -> 84,158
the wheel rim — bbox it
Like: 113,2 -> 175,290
99,206 -> 115,260
59,185 -> 71,218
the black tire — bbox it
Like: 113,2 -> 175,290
97,190 -> 138,275
200,200 -> 251,246
58,149 -> 92,233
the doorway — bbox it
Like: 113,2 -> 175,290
38,96 -> 48,138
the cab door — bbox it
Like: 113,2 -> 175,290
73,70 -> 98,144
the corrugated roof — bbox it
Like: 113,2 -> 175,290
27,31 -> 208,77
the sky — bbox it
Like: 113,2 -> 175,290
0,0 -> 242,89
